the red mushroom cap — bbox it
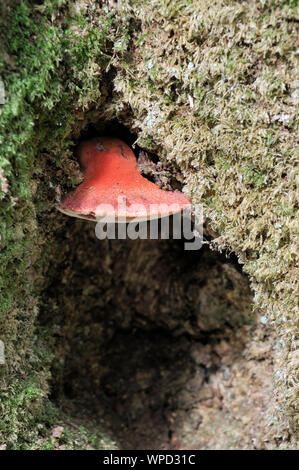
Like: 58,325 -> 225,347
56,137 -> 190,222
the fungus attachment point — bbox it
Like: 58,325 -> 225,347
56,137 -> 191,222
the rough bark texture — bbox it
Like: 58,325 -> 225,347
0,0 -> 298,449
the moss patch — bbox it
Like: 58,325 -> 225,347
0,0 -> 298,449
0,0 -> 121,449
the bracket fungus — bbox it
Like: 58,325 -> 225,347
56,137 -> 191,223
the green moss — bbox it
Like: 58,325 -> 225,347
0,0 -> 121,449
0,0 -> 297,449
112,0 -> 298,442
